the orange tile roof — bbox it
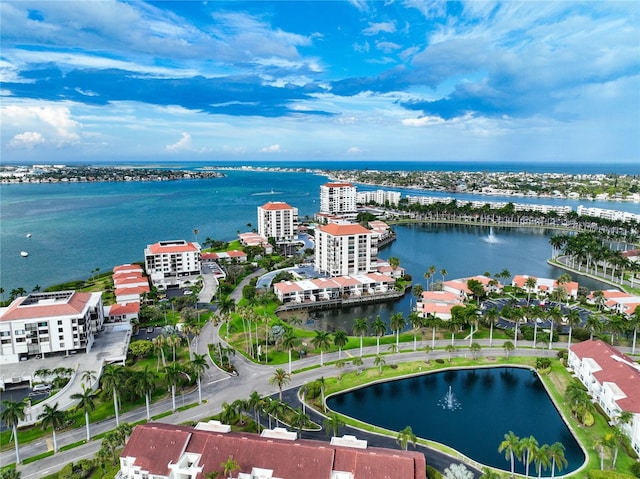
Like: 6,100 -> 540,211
147,240 -> 199,254
260,201 -> 294,210
319,222 -> 371,236
108,302 -> 140,316
115,285 -> 150,296
0,292 -> 94,321
323,182 -> 354,188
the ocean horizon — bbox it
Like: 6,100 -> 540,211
4,159 -> 640,175
1,163 -> 639,294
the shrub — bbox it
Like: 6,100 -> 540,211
630,462 -> 640,478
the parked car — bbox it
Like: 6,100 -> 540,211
32,383 -> 52,393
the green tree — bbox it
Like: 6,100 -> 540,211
498,431 -> 520,477
268,368 -> 291,401
483,307 -> 499,347
374,354 -> 386,374
503,341 -> 514,359
282,329 -> 297,374
371,315 -> 387,355
290,407 -> 309,439
190,352 -> 210,404
333,329 -> 348,360
38,403 -> 67,453
134,365 -> 157,422
408,312 -> 423,351
396,425 -> 417,450
1,399 -> 26,463
390,312 -> 406,349
445,344 -> 456,362
312,330 -> 332,366
221,455 -> 240,479
548,442 -> 567,478
520,435 -> 539,479
470,342 -> 481,360
533,443 -> 551,478
351,356 -> 364,375
164,362 -> 184,412
323,411 -> 345,438
100,364 -> 124,426
353,317 -> 368,357
70,384 -> 98,442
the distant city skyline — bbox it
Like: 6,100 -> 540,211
1,1 -> 638,165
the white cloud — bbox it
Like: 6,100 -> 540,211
363,21 -> 396,36
1,104 -> 81,142
9,131 -> 45,148
347,146 -> 365,154
402,115 -> 446,126
165,132 -> 192,152
260,144 -> 281,153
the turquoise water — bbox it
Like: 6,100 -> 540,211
1,166 -> 637,293
327,367 -> 584,476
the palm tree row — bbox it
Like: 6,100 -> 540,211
498,431 -> 567,478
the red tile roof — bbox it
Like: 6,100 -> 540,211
319,223 -> 371,236
108,302 -> 140,316
122,423 -> 426,479
0,292 -> 94,322
570,340 -> 640,413
261,201 -> 295,210
323,182 -> 354,188
147,240 -> 199,254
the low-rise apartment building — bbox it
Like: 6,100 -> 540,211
0,291 -> 103,364
568,340 -> 640,454
144,240 -> 202,289
119,422 -> 427,479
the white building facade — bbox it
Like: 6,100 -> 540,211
320,182 -> 357,219
0,291 -> 103,364
314,222 -> 376,277
144,240 -> 202,288
568,340 -> 640,455
357,189 -> 401,206
257,202 -> 298,244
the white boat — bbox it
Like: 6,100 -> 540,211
21,251 -> 29,257
26,233 -> 32,238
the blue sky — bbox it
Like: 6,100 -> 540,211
1,1 -> 638,165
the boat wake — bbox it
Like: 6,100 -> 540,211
251,190 -> 282,196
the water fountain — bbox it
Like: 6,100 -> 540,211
438,386 -> 462,411
484,227 -> 499,244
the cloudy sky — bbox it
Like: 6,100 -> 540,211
1,1 -> 638,165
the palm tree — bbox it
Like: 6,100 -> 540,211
282,329 -> 297,374
333,329 -> 348,360
81,370 -> 97,387
373,354 -> 386,374
371,315 -> 386,355
1,399 -> 26,463
390,312 -> 406,349
70,384 -> 98,442
290,407 -> 309,438
164,363 -> 184,412
408,312 -> 423,351
101,364 -> 124,426
533,444 -> 551,478
396,425 -> 417,450
134,365 -> 157,421
565,308 -> 581,349
524,276 -> 537,304
268,368 -> 291,401
548,442 -> 567,478
316,376 -> 327,412
483,307 -> 499,347
190,353 -> 210,404
498,431 -> 520,478
311,330 -> 332,366
351,356 -> 364,375
503,341 -> 514,359
548,306 -> 563,349
323,411 -> 345,438
424,314 -> 440,350
520,435 -> 539,479
445,343 -> 456,362
221,455 -> 240,479
353,317 -> 368,357
38,403 -> 66,453
248,391 -> 263,432
220,401 -> 238,425
629,308 -> 640,355
585,313 -> 602,340
152,335 -> 167,370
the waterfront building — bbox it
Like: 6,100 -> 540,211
144,240 -> 202,289
577,205 -> 640,223
442,275 -> 502,300
405,195 -> 573,215
257,201 -> 299,244
587,290 -> 640,316
273,273 -> 395,305
319,182 -> 357,219
0,291 -> 103,364
203,250 -> 248,263
357,189 -> 401,207
105,302 -> 140,323
512,275 -> 579,300
416,290 -> 463,320
314,221 -> 376,277
119,422 -> 427,479
238,232 -> 273,254
568,340 -> 640,454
